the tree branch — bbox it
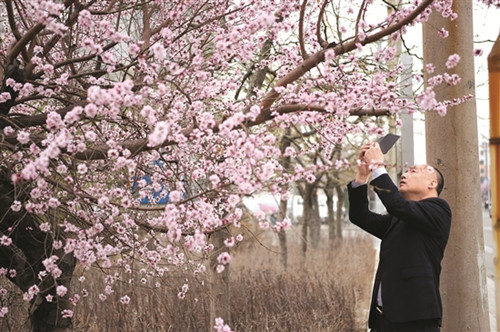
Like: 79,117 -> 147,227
299,0 -> 309,60
316,0 -> 329,48
257,0 -> 434,122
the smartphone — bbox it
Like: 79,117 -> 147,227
378,134 -> 400,154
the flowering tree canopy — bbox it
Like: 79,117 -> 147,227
0,0 -> 490,330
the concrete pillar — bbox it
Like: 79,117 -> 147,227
423,1 -> 490,331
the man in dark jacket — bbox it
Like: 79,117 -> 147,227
348,142 -> 451,332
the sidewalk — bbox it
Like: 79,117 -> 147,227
483,209 -> 496,331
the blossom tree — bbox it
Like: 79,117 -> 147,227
0,0 -> 481,330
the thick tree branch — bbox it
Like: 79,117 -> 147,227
316,0 -> 328,48
299,0 -> 309,60
0,101 -> 87,129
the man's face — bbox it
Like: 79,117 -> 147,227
399,165 -> 438,199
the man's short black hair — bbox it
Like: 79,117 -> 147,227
434,167 -> 444,196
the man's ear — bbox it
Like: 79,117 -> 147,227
428,179 -> 438,191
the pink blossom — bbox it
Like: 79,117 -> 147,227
78,10 -> 92,27
151,43 -> 166,61
128,43 -> 141,57
0,92 -> 11,103
259,221 -> 270,230
209,175 -> 220,186
417,87 -> 437,111
0,307 -> 8,318
214,317 -> 234,332
11,200 -> 22,212
84,103 -> 98,117
3,126 -> 14,136
120,295 -> 130,304
48,198 -> 60,209
77,164 -> 88,174
40,223 -> 51,232
56,285 -> 68,297
24,285 -> 40,301
17,131 -> 30,144
217,252 -> 231,265
85,131 -> 97,141
428,75 -> 443,86
443,73 -> 461,86
0,236 -> 12,246
224,237 -> 235,247
104,285 -> 114,295
445,54 -> 460,69
438,28 -> 449,38
283,146 -> 295,157
148,121 -> 170,147
436,104 -> 448,117
61,310 -> 73,318
305,174 -> 316,183
169,190 -> 182,202
277,218 -> 291,231
228,195 -> 240,207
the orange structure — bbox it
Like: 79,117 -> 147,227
488,32 -> 500,329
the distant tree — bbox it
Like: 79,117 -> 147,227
0,0 -> 474,330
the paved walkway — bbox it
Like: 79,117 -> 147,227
483,209 -> 497,331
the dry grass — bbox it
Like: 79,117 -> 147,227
0,227 -> 375,332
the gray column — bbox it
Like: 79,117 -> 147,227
423,1 -> 490,331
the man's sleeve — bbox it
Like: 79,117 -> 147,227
347,181 -> 392,239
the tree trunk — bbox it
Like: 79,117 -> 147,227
208,229 -> 231,328
303,183 -> 321,249
277,199 -> 288,271
0,171 -> 76,332
325,181 -> 336,242
277,133 -> 291,271
301,201 -> 308,261
334,184 -> 344,239
423,2 -> 490,330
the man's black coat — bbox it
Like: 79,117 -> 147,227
347,174 -> 451,328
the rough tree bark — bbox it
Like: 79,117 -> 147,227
0,168 -> 76,331
302,183 -> 321,250
208,228 -> 232,328
278,133 -> 291,271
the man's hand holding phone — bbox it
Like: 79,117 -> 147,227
364,142 -> 385,168
355,134 -> 399,183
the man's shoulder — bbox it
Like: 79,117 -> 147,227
420,197 -> 452,217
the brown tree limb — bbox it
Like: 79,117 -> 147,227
316,0 -> 329,48
299,0 -> 309,60
5,0 -> 76,64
